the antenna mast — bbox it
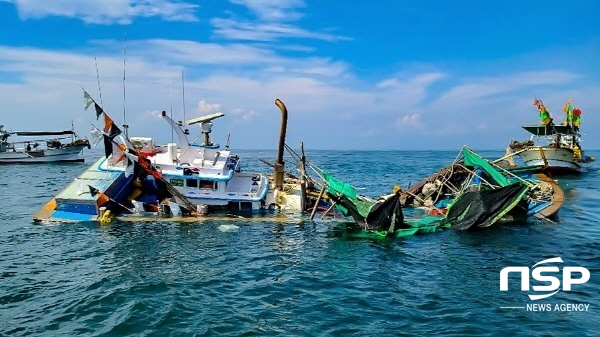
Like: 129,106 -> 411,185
95,57 -> 103,107
122,32 -> 129,138
170,81 -> 174,144
182,69 -> 187,126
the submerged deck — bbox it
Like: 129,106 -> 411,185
33,157 -> 127,222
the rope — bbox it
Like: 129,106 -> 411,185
530,181 -> 553,200
403,190 -> 444,214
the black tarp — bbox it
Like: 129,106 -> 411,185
443,183 -> 529,230
15,131 -> 74,136
331,193 -> 404,234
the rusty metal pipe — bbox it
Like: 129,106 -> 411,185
274,99 -> 288,190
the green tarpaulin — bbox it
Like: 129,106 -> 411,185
462,148 -> 510,187
323,170 -> 374,217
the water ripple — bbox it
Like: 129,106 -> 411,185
0,150 -> 598,336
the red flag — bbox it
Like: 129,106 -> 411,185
96,192 -> 110,207
103,113 -> 113,133
88,185 -> 110,207
103,113 -> 122,138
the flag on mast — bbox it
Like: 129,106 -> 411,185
532,98 -> 552,125
572,107 -> 582,132
563,99 -> 574,126
88,185 -> 110,208
84,90 -> 94,111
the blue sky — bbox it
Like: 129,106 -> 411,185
0,0 -> 598,150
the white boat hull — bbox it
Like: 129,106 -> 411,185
517,146 -> 585,173
0,146 -> 86,163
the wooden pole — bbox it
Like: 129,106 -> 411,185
300,141 -> 307,212
402,190 -> 444,214
320,201 -> 336,220
539,147 -> 549,167
492,148 -> 527,164
310,185 -> 326,220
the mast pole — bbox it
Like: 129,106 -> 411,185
122,32 -> 129,138
95,57 -> 103,108
170,81 -> 174,145
182,69 -> 186,126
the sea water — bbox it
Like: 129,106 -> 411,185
0,148 -> 598,336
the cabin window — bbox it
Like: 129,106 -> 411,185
229,201 -> 253,210
186,179 -> 198,188
199,180 -> 213,189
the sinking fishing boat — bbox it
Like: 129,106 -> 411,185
118,100 -> 327,215
322,171 -> 449,236
0,125 -> 90,163
399,146 -> 562,226
321,149 -> 559,234
33,92 -> 328,223
499,98 -> 595,175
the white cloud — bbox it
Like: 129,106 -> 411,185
377,72 -> 446,90
11,0 -> 199,24
210,0 -> 350,43
0,40 -> 598,150
395,113 -> 421,128
211,18 -> 351,42
130,39 -> 283,66
434,70 -> 581,108
229,0 -> 306,22
197,100 -> 221,114
230,108 -> 257,123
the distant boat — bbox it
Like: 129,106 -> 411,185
0,125 -> 90,163
505,124 -> 595,175
500,98 -> 595,175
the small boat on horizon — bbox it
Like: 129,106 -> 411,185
499,98 -> 595,175
0,124 -> 90,164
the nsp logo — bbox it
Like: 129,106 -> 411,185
500,257 -> 590,300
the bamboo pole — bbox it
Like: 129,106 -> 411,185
320,201 -> 337,220
492,147 -> 528,164
402,190 -> 444,214
299,141 -> 307,212
310,185 -> 326,220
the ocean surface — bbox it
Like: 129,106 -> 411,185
1,148 -> 599,336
